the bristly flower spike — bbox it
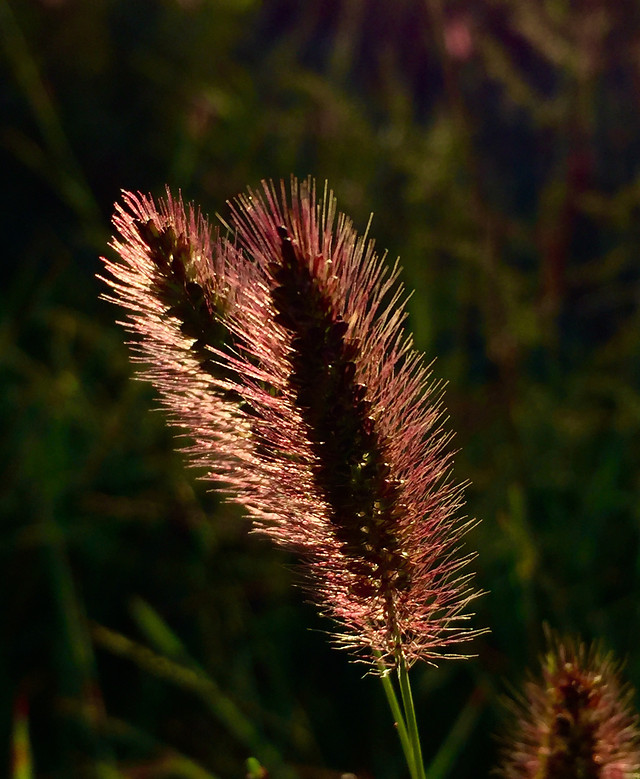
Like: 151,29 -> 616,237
101,188 -> 260,483
103,177 -> 484,672
496,632 -> 640,779
220,177 -> 482,670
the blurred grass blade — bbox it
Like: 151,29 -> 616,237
38,511 -> 119,775
424,687 -> 486,779
246,757 -> 268,779
0,0 -> 100,226
92,620 -> 295,778
11,694 -> 33,779
65,707 -> 221,779
129,596 -> 192,663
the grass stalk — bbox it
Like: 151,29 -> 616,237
375,651 -> 415,776
397,654 -> 426,779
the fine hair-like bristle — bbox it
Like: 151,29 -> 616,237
102,177 -> 484,670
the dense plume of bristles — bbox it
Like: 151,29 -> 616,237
102,177 -> 483,669
102,189 -> 257,484
496,634 -> 640,778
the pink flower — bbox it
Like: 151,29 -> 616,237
496,633 -> 640,778
102,178 -> 483,670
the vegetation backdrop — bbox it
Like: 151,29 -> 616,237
2,1 -> 640,777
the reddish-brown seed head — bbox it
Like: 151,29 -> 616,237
496,633 -> 640,778
103,178 -> 484,670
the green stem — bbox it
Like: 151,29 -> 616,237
397,655 -> 426,779
375,651 -> 415,776
375,649 -> 427,779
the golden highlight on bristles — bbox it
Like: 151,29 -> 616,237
102,177 -> 485,671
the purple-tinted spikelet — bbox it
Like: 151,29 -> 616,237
103,177 -> 482,670
101,189 -> 259,480
496,635 -> 640,779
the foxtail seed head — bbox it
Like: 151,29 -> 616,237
103,178 -> 484,670
496,633 -> 640,779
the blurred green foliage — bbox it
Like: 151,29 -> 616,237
2,0 -> 640,776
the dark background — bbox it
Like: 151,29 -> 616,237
2,0 -> 640,777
